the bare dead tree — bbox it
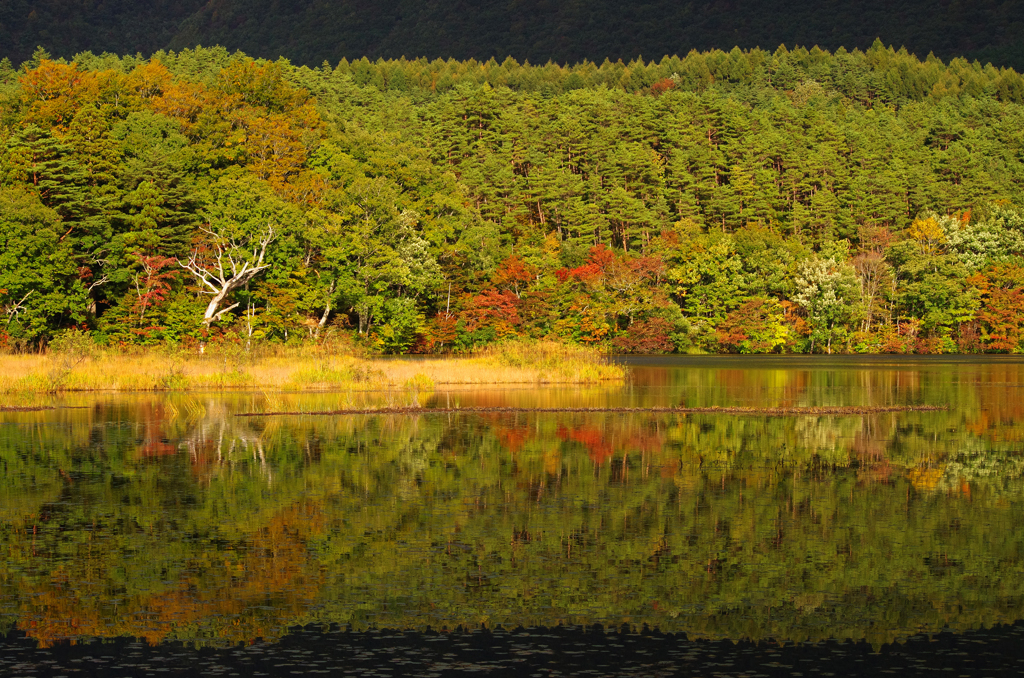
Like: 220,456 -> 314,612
315,278 -> 336,337
178,225 -> 276,325
852,250 -> 891,333
3,290 -> 33,326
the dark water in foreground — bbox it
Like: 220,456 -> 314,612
3,356 -> 1024,674
3,623 -> 1024,676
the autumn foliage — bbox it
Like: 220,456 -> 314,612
6,48 -> 1024,356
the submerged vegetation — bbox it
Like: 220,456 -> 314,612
4,45 -> 1024,355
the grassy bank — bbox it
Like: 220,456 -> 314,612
0,340 -> 625,394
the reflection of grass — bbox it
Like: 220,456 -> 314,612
0,340 -> 624,393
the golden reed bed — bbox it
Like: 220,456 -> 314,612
0,340 -> 625,394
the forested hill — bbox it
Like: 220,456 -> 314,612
3,46 -> 1024,355
2,0 -> 1024,71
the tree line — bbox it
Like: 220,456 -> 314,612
3,44 -> 1024,353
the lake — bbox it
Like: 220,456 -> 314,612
3,355 -> 1024,675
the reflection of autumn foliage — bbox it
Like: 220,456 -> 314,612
19,502 -> 324,647
185,434 -> 224,481
559,425 -> 615,464
496,425 -> 530,454
135,401 -> 176,458
623,429 -> 666,456
473,410 -> 534,455
138,502 -> 324,644
479,408 -> 669,468
853,428 -> 893,485
779,370 -> 810,407
907,465 -> 946,492
11,394 -> 1024,649
966,364 -> 1024,441
714,368 -> 810,407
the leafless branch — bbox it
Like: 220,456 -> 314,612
4,290 -> 33,326
177,224 -> 276,325
86,276 -> 110,293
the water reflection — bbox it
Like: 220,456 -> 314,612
1,357 -> 1024,649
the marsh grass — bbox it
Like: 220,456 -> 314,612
45,329 -> 95,393
0,339 -> 624,393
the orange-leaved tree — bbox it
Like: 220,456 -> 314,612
976,263 -> 1024,352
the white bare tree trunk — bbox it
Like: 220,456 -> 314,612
178,225 -> 276,325
316,279 -> 335,337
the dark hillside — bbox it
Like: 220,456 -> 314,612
0,0 -> 206,66
168,0 -> 1024,69
2,0 -> 1023,70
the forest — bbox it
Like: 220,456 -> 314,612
3,43 -> 1024,354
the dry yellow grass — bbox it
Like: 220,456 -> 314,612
0,340 -> 624,394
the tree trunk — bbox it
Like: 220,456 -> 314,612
178,225 -> 275,326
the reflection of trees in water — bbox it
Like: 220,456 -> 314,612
14,500 -> 324,648
177,399 -> 274,485
5,383 -> 1024,647
0,397 -> 337,647
939,441 -> 1024,496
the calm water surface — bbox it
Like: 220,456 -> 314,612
3,356 -> 1024,675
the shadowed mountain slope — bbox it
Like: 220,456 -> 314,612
0,0 -> 206,65
168,0 -> 1024,69
2,0 -> 1024,69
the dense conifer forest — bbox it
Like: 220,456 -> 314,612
3,44 -> 1024,354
